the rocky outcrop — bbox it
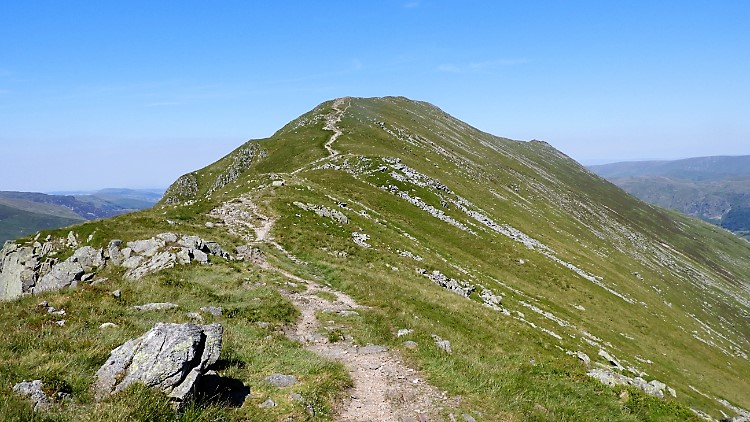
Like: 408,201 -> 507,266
163,173 -> 199,204
587,368 -> 676,399
294,201 -> 348,224
417,269 -> 475,297
35,260 -> 85,293
94,322 -> 222,403
207,143 -> 264,196
0,242 -> 40,300
0,240 -> 89,300
118,234 -> 231,280
0,233 -> 233,300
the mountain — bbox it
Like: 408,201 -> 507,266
588,155 -> 750,181
589,156 -> 750,239
2,97 -> 749,420
0,189 -> 164,243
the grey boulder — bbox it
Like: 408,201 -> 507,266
124,251 -> 176,280
72,246 -> 105,270
13,379 -> 53,411
94,322 -> 222,402
36,260 -> 84,293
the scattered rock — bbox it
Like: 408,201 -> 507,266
397,328 -> 413,337
294,201 -> 348,224
352,232 -> 371,248
200,306 -> 223,316
13,379 -> 53,411
72,246 -> 105,270
186,312 -> 204,322
398,250 -> 423,261
127,238 -> 164,257
125,251 -> 176,280
108,240 -> 125,265
90,277 -> 109,286
112,290 -> 121,298
259,398 -> 277,407
598,349 -> 623,370
132,302 -> 178,312
66,231 -> 78,247
417,269 -> 475,297
55,320 -> 65,327
36,260 -> 84,293
587,368 -> 673,399
100,322 -> 118,329
121,256 -> 144,270
1,233 -> 232,300
479,287 -> 503,309
157,232 -> 178,243
403,340 -> 418,349
432,335 -> 452,353
462,414 -> 477,422
94,322 -> 222,402
566,350 -> 590,365
265,373 -> 298,388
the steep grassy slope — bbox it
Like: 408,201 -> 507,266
3,97 -> 750,420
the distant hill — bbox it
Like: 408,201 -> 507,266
589,155 -> 750,181
0,188 -> 163,243
589,156 -> 750,239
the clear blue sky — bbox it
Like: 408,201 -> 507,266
2,1 -> 749,191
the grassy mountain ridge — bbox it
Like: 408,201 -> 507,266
2,97 -> 749,420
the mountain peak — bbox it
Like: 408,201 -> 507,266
2,97 -> 749,420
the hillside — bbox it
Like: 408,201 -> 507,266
589,157 -> 750,240
1,97 -> 750,421
0,189 -> 163,243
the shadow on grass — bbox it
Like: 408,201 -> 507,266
197,372 -> 251,407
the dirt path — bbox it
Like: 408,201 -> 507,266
322,97 -> 348,158
292,97 -> 350,175
210,197 -> 455,421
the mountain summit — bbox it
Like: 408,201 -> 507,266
1,96 -> 749,420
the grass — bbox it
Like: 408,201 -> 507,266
0,262 -> 349,421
